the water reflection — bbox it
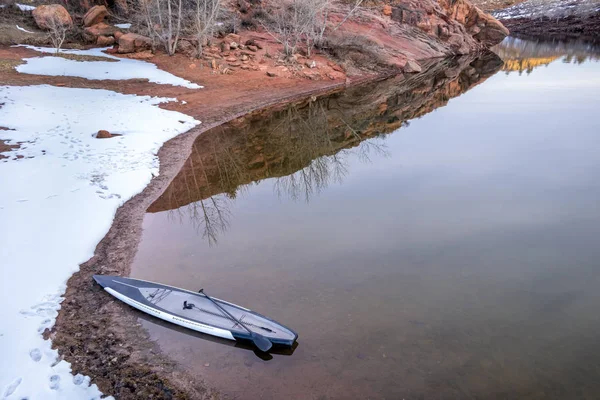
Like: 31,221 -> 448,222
137,312 -> 298,361
150,53 -> 503,244
133,38 -> 600,400
494,36 -> 600,74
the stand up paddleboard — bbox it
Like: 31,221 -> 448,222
93,275 -> 297,350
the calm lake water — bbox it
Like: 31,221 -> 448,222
131,38 -> 600,399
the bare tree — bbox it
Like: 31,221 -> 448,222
139,0 -> 184,55
260,0 -> 365,58
190,0 -> 222,57
46,15 -> 70,54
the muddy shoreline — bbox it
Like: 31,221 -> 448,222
47,72 -> 379,399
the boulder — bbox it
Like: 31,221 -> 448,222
83,5 -> 108,27
32,5 -> 72,30
114,31 -> 124,40
84,23 -> 119,41
97,35 -> 115,46
118,33 -> 152,53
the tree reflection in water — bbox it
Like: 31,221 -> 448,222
150,52 -> 504,245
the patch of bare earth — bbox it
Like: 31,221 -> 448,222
0,138 -> 19,159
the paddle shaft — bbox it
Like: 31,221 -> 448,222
199,289 -> 256,336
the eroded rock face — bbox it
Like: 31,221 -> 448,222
32,5 -> 73,30
329,0 -> 508,73
388,0 -> 508,49
83,5 -> 108,27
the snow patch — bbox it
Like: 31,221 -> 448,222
16,46 -> 202,89
114,23 -> 132,29
16,25 -> 34,33
0,84 -> 200,399
16,3 -> 36,11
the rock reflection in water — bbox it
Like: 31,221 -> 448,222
493,36 -> 600,74
149,53 -> 503,245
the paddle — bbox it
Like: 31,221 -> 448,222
199,289 -> 273,352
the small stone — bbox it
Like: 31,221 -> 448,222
204,363 -> 210,367
305,60 -> 317,69
96,130 -> 112,139
230,41 -> 238,49
404,59 -> 422,73
247,45 -> 258,52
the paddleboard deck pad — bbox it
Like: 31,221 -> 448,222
93,275 -> 298,347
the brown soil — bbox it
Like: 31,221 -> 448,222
501,13 -> 600,43
0,138 -> 19,159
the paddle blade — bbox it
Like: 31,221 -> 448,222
252,333 -> 273,352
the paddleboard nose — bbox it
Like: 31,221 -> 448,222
93,274 -> 113,288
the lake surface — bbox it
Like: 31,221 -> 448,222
131,38 -> 600,399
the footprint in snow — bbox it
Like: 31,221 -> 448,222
72,374 -> 84,385
49,375 -> 60,390
29,348 -> 42,362
3,377 -> 22,397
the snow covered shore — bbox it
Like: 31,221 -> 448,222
0,51 -> 200,399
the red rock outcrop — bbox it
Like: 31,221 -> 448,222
117,33 -> 153,53
32,5 -> 73,30
83,22 -> 120,43
83,5 -> 108,27
323,0 -> 507,72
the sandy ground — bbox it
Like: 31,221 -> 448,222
1,44 -> 356,399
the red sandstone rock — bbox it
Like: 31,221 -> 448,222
84,22 -> 119,41
118,33 -> 152,54
32,5 -> 72,30
97,35 -> 115,46
83,5 -> 108,27
96,130 -> 112,139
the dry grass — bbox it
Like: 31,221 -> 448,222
0,58 -> 24,71
53,53 -> 119,62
